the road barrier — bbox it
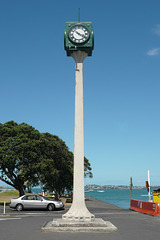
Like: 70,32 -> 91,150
129,199 -> 160,216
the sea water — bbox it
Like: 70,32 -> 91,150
31,187 -> 153,209
85,188 -> 153,209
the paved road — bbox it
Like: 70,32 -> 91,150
0,197 -> 160,240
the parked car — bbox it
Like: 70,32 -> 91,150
10,194 -> 64,211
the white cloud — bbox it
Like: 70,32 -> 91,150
152,24 -> 160,36
146,48 -> 160,56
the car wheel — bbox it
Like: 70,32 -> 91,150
47,203 -> 55,211
16,204 -> 23,211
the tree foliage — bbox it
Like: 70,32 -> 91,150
0,121 -> 93,198
0,121 -> 40,196
84,157 -> 93,178
37,132 -> 73,199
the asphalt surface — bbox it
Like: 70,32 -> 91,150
0,197 -> 160,240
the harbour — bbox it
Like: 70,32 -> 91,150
85,188 -> 157,209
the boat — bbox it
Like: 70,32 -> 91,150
97,190 -> 104,193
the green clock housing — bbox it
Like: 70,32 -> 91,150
64,22 -> 94,56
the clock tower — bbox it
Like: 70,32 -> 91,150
41,17 -> 117,232
62,20 -> 94,221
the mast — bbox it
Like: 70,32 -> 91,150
148,170 -> 151,202
78,8 -> 80,22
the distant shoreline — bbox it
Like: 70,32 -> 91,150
85,184 -> 160,190
0,186 -> 14,192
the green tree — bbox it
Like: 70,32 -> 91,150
0,121 -> 40,196
37,133 -> 73,199
84,157 -> 93,178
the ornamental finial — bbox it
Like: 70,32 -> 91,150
78,8 -> 80,22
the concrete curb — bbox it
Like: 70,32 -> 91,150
41,218 -> 118,233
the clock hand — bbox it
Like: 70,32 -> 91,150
75,30 -> 84,37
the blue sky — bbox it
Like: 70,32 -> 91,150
0,0 -> 160,187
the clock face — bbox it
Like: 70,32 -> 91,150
69,24 -> 89,44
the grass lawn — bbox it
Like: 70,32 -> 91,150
0,190 -> 19,204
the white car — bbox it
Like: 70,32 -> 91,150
10,194 -> 64,211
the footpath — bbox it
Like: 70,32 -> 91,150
0,197 -> 160,240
